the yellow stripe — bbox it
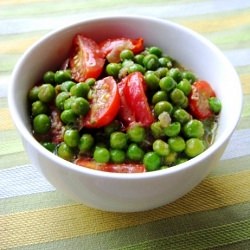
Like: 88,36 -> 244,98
240,73 -> 250,94
179,11 -> 250,33
0,108 -> 15,131
1,170 -> 250,248
0,35 -> 42,54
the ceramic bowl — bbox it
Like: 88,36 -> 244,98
8,16 -> 242,212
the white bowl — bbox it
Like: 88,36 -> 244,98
8,16 -> 242,212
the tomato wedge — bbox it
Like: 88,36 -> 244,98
189,80 -> 216,120
69,35 -> 105,82
75,158 -> 146,173
117,78 -> 136,125
99,37 -> 144,63
83,76 -> 120,128
123,72 -> 155,127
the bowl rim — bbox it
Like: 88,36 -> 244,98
8,14 -> 243,180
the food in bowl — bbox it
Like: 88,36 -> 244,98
9,16 -> 241,212
28,34 -> 222,173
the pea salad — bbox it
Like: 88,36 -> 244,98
28,35 -> 221,173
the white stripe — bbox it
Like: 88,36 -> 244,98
0,165 -> 55,199
221,128 -> 250,160
0,0 -> 250,35
223,48 -> 250,67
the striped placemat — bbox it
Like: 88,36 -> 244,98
1,0 -> 250,249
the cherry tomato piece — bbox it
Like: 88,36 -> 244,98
117,78 -> 136,125
123,72 -> 155,127
83,76 -> 120,128
189,80 -> 216,119
75,158 -> 146,173
99,37 -> 144,63
69,35 -> 105,82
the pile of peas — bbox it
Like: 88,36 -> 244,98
28,42 -> 220,172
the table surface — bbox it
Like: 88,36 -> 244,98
1,0 -> 250,249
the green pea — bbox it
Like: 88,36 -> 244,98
177,79 -> 192,96
61,81 -> 75,92
57,142 -> 75,161
54,70 -> 71,84
33,114 -> 51,134
93,147 -> 110,163
183,119 -> 205,138
60,109 -> 77,124
38,84 -> 55,103
173,108 -> 191,124
182,71 -> 197,84
148,46 -> 162,57
43,71 -> 55,84
134,54 -> 144,65
150,121 -> 165,138
63,129 -> 80,148
170,88 -> 186,106
31,100 -> 48,116
164,151 -> 177,166
128,64 -> 145,74
85,78 -> 96,87
143,54 -> 160,70
70,83 -> 90,98
158,56 -> 173,68
154,67 -> 168,79
110,132 -> 128,149
127,143 -> 144,161
28,86 -> 40,101
104,120 -> 121,136
175,157 -> 188,165
78,134 -> 94,152
120,49 -> 134,61
168,68 -> 182,82
63,96 -> 76,110
144,72 -> 160,90
41,142 -> 56,152
71,97 -> 90,116
143,152 -> 161,171
185,138 -> 205,158
110,149 -> 126,163
154,101 -> 173,116
168,136 -> 186,152
152,91 -> 168,104
209,97 -> 222,114
55,92 -> 70,110
159,76 -> 177,92
106,63 -> 122,77
164,122 -> 181,137
127,124 -> 146,143
153,139 -> 170,156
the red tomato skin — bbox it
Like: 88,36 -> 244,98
75,158 -> 146,173
123,72 -> 155,126
117,78 -> 136,125
69,35 -> 105,82
189,80 -> 216,120
99,37 -> 144,63
83,76 -> 120,128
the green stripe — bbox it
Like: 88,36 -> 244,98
0,54 -> 21,73
242,95 -> 250,117
0,191 -> 75,215
12,201 -> 250,250
0,97 -> 9,108
0,130 -> 24,156
0,151 -> 28,169
207,27 -> 250,50
0,0 -> 195,19
121,219 -> 250,250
